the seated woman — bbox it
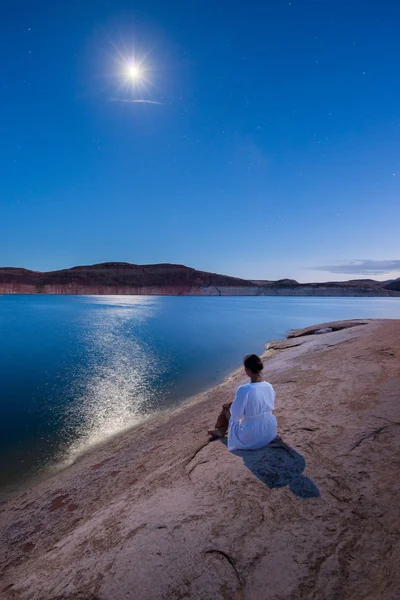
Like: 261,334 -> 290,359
208,354 -> 278,451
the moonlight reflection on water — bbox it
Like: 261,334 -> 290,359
58,296 -> 165,467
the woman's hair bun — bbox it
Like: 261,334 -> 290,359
243,354 -> 264,373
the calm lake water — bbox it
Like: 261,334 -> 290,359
1,295 -> 400,497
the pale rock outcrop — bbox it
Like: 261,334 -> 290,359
0,319 -> 399,599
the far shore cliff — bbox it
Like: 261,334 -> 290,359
1,319 -> 399,599
1,262 -> 399,296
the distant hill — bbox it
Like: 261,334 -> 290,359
0,263 -> 254,295
0,262 -> 399,296
383,278 -> 400,292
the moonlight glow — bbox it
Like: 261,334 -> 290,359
127,64 -> 142,80
112,49 -> 156,100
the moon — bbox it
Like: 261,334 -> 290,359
127,64 -> 142,80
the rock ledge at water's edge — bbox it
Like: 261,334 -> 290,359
1,319 -> 399,599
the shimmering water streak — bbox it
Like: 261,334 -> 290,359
57,296 -> 166,468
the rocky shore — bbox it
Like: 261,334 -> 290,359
1,319 -> 399,600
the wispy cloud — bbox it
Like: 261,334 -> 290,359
109,98 -> 163,105
312,260 -> 400,276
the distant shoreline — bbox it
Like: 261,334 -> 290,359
2,289 -> 400,297
1,261 -> 399,296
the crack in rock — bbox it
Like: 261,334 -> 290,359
370,415 -> 400,425
187,460 -> 210,479
185,442 -> 210,477
350,426 -> 388,451
204,549 -> 243,588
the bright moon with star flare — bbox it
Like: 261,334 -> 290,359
127,64 -> 142,80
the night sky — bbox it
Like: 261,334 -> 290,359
2,1 -> 399,282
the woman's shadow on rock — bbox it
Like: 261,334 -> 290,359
220,438 -> 320,499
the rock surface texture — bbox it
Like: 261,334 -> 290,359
0,263 -> 399,296
0,319 -> 399,600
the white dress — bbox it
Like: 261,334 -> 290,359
227,381 -> 277,451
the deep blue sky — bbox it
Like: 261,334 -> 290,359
1,1 -> 399,281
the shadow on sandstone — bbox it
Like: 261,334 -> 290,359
219,439 -> 320,498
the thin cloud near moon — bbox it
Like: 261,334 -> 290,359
109,98 -> 163,105
312,259 -> 400,275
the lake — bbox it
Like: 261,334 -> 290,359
1,294 -> 400,498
